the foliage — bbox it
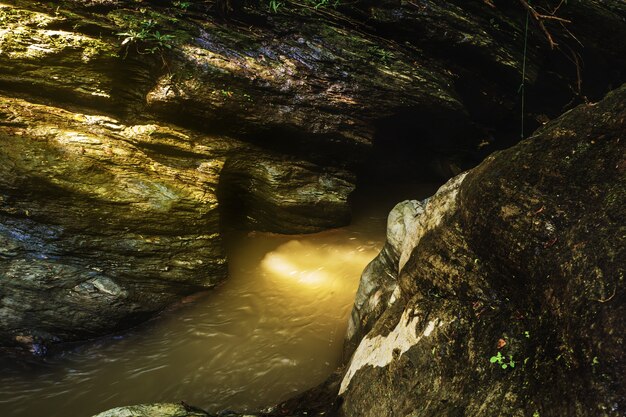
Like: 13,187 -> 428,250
265,0 -> 342,13
172,1 -> 191,9
368,46 -> 395,65
489,351 -> 516,369
268,0 -> 283,13
116,13 -> 178,57
309,0 -> 341,9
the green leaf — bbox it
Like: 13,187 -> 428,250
490,356 -> 499,363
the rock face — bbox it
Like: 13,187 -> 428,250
0,95 -> 231,349
339,85 -> 625,417
142,0 -> 626,178
0,95 -> 354,350
220,154 -> 355,234
344,178 -> 464,358
2,1 -> 625,179
0,3 -> 119,108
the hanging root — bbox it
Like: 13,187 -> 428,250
513,1 -> 585,107
517,0 -> 571,49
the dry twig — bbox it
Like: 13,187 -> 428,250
518,0 -> 571,49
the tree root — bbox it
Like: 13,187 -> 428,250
518,0 -> 571,49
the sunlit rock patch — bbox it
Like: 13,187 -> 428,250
0,2 -> 118,104
0,95 -> 234,350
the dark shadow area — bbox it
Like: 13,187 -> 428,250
358,107 -> 483,185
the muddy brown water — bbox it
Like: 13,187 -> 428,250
0,184 -> 439,417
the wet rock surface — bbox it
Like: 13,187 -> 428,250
92,403 -> 210,417
89,372 -> 344,417
0,0 -> 624,414
220,153 -> 355,234
0,95 -> 231,349
1,1 -> 624,178
339,85 -> 625,417
0,95 -> 354,349
344,178 -> 466,358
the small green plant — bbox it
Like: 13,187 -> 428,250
268,0 -> 283,12
172,1 -> 191,9
490,351 -> 516,369
147,31 -> 176,52
266,0 -> 340,13
309,0 -> 341,9
117,18 -> 176,57
368,46 -> 395,65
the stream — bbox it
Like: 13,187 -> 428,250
0,184 -> 438,417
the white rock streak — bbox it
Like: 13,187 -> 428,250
398,172 -> 467,272
342,172 -> 467,387
340,308 -> 439,394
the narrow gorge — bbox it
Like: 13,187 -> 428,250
0,1 -> 624,417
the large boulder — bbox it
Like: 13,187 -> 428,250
339,85 -> 625,416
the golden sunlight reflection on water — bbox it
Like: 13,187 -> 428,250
261,240 -> 377,287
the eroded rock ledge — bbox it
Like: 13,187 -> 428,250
1,0 -> 625,178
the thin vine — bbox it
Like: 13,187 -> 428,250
520,0 -> 531,139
